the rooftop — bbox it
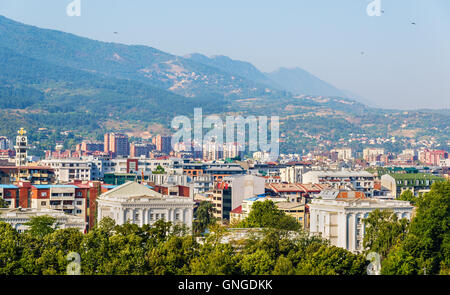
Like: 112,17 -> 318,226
230,205 -> 242,214
386,173 -> 445,180
32,185 -> 78,189
305,171 -> 374,177
0,184 -> 18,189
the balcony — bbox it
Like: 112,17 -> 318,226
50,195 -> 75,201
33,173 -> 49,178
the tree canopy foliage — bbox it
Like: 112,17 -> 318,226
363,181 -> 450,275
398,189 -> 418,205
193,201 -> 216,235
238,200 -> 301,231
0,216 -> 369,275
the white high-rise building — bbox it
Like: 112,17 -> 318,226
231,174 -> 266,211
363,148 -> 385,161
280,165 -> 309,183
0,136 -> 12,150
331,148 -> 353,161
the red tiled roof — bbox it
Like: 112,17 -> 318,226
230,205 -> 242,214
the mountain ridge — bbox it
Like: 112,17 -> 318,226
0,15 -> 285,100
265,67 -> 347,97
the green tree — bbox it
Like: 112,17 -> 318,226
239,200 -> 300,231
0,222 -> 23,274
382,181 -> 450,275
193,201 -> 216,235
296,244 -> 368,275
190,243 -> 235,275
273,255 -> 295,275
363,209 -> 409,260
398,189 -> 417,205
34,228 -> 84,275
0,198 -> 9,208
152,165 -> 165,174
24,216 -> 58,238
237,249 -> 274,275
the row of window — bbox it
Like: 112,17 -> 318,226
45,201 -> 83,206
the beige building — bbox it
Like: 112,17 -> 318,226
331,148 -> 353,161
31,184 -> 86,220
0,207 -> 86,233
40,159 -> 92,183
309,197 -> 413,253
363,148 -> 385,161
97,181 -> 194,228
276,201 -> 308,230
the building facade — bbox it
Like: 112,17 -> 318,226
0,207 -> 86,233
381,173 -> 445,198
104,133 -> 129,157
97,181 -> 194,228
309,197 -> 413,253
302,171 -> 375,197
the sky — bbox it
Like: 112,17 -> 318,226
0,0 -> 449,110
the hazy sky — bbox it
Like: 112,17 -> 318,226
0,0 -> 449,109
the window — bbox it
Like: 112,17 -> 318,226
41,192 -> 47,197
175,213 -> 180,220
41,201 -> 46,206
150,214 -> 154,220
76,201 -> 82,205
155,214 -> 160,220
76,210 -> 82,214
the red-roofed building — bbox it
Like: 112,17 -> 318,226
265,183 -> 329,203
230,205 -> 243,223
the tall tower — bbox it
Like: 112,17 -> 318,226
104,132 -> 129,157
15,128 -> 29,167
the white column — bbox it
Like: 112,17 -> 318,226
97,206 -> 102,223
188,208 -> 193,227
351,213 -> 356,252
121,208 -> 126,225
345,213 -> 351,251
142,209 -> 147,225
140,208 -> 144,227
130,208 -> 135,224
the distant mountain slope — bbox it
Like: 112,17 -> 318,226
0,15 -> 281,99
0,46 -> 226,120
265,67 -> 346,97
184,53 -> 282,90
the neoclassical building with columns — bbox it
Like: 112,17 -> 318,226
97,181 -> 194,228
309,192 -> 413,253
